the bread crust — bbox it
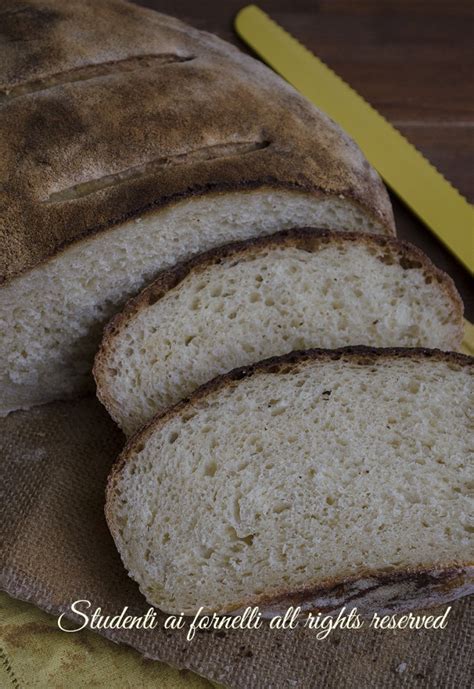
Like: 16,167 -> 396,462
0,0 -> 394,285
106,346 -> 473,616
238,564 -> 474,619
94,228 -> 465,424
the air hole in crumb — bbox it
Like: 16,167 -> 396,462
400,257 -> 422,270
204,460 -> 217,477
271,407 -> 287,416
273,503 -> 291,514
379,253 -> 395,265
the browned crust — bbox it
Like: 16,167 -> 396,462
0,0 -> 395,285
94,227 -> 465,422
105,345 -> 473,615
228,563 -> 474,618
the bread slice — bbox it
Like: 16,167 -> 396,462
0,0 -> 394,416
95,229 -> 463,435
106,347 -> 473,616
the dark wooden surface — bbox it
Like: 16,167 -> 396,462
135,0 -> 473,319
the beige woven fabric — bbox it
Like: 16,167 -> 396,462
0,396 -> 472,688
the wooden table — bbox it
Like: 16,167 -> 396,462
135,0 -> 473,319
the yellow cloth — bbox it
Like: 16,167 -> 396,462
0,593 -> 219,689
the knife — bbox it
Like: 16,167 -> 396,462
234,5 -> 474,276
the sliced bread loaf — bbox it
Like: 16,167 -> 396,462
95,229 -> 463,435
106,348 -> 473,616
0,0 -> 394,416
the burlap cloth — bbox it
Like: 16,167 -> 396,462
0,396 -> 472,688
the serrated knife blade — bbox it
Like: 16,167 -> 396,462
234,5 -> 474,276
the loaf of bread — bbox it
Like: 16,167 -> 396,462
106,348 -> 473,615
0,0 -> 394,416
95,229 -> 463,435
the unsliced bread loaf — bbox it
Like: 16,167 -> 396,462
95,229 -> 463,435
0,0 -> 394,416
106,348 -> 474,616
